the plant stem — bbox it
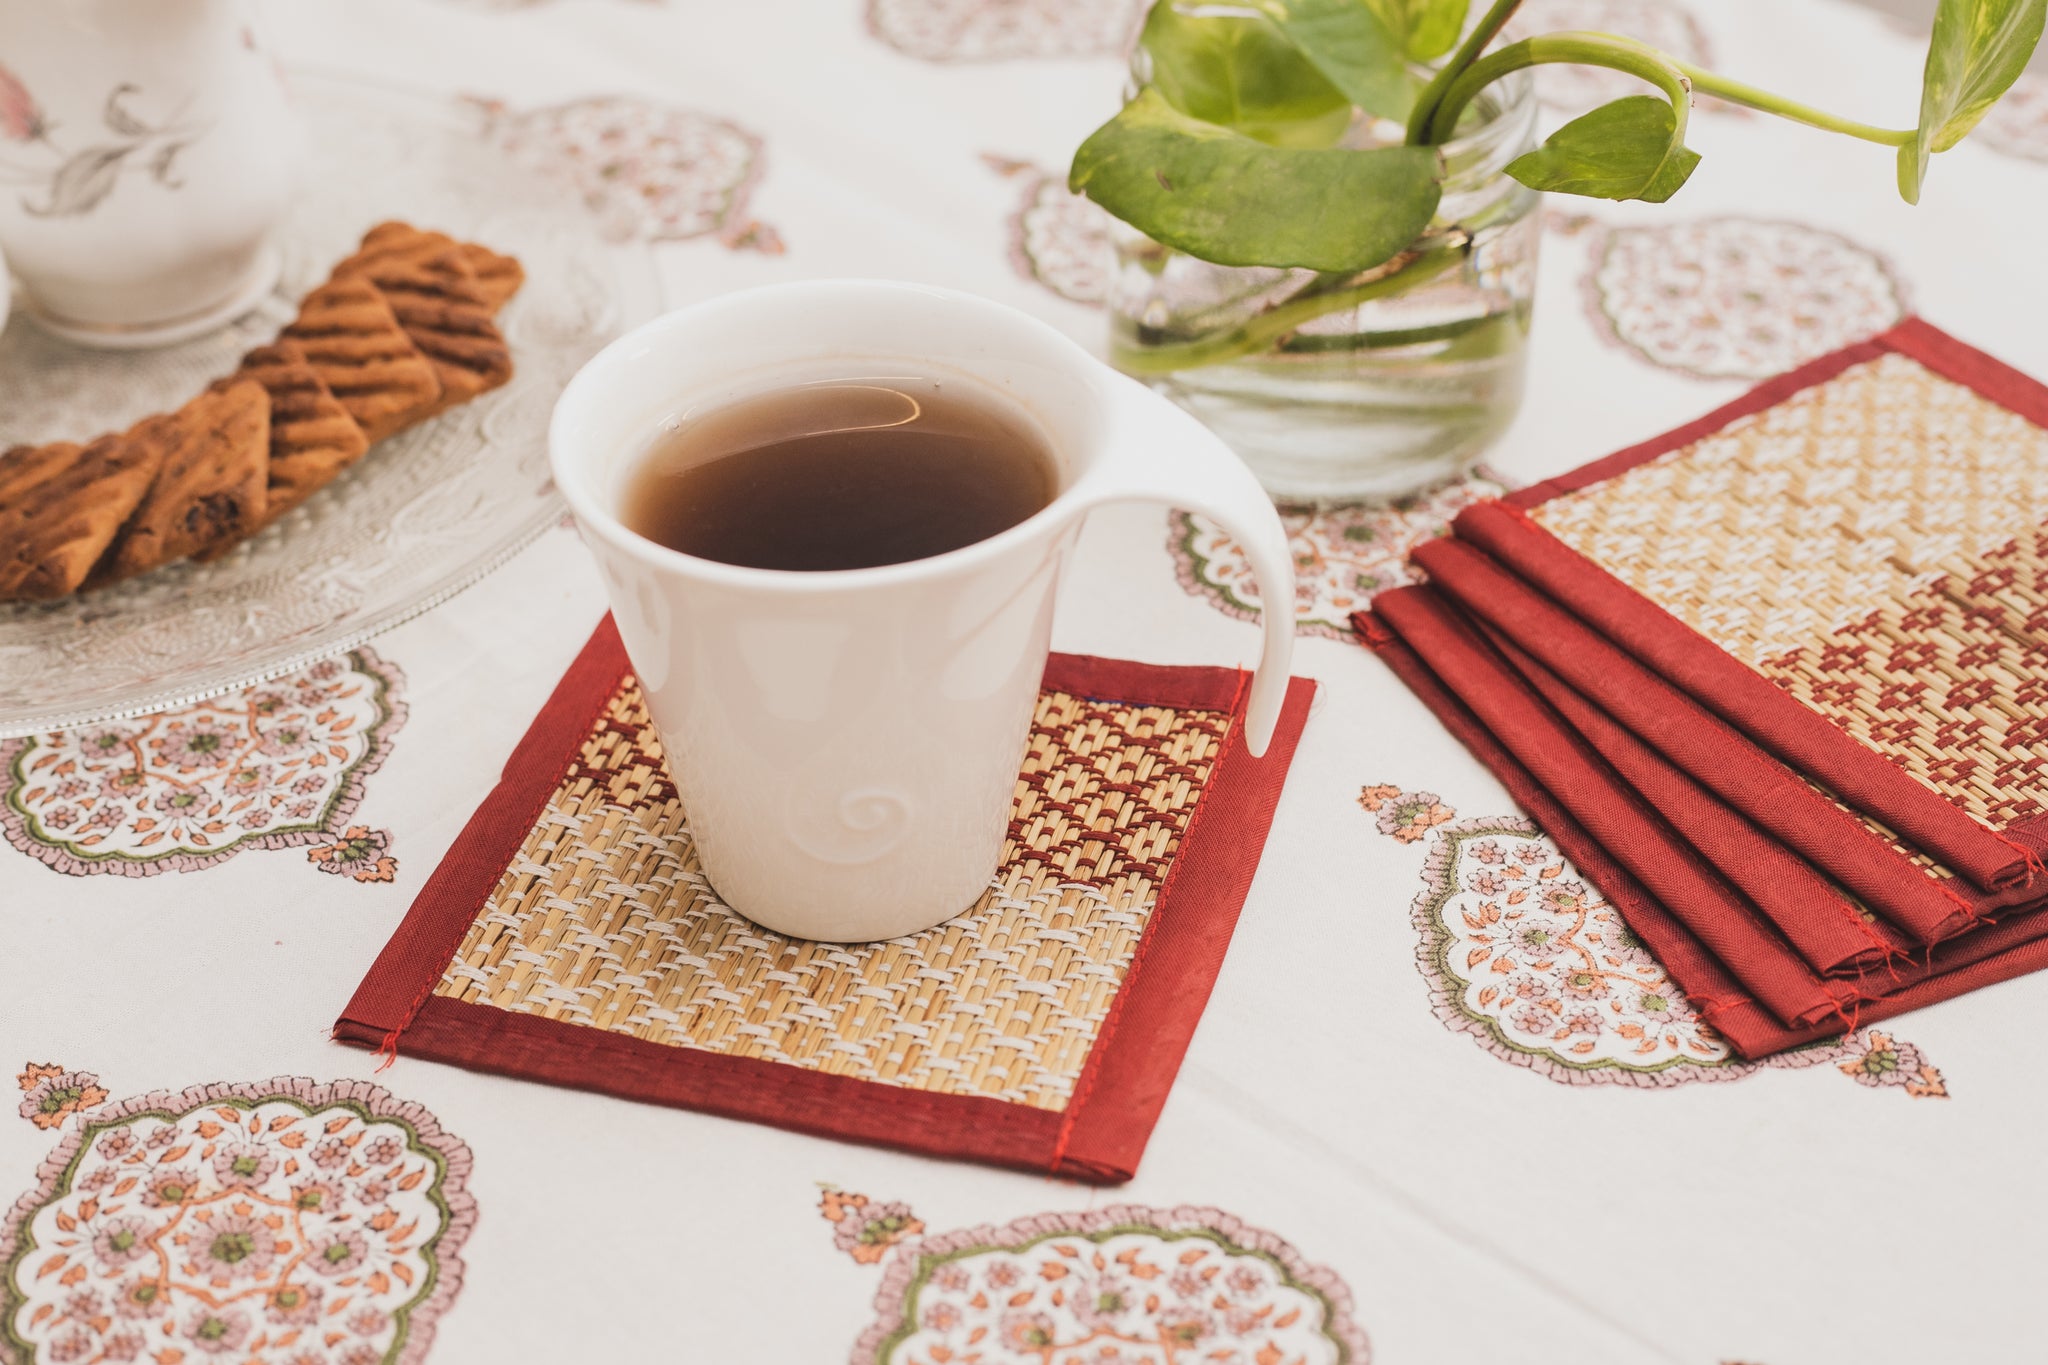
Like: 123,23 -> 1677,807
1424,31 -> 1915,150
1427,32 -> 1690,143
1406,0 -> 1525,146
1276,311 -> 1519,356
1110,241 -> 1470,376
1669,61 -> 1913,145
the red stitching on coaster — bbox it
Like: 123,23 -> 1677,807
1499,499 -> 1542,528
1048,667 -> 1250,1175
374,977 -> 445,1072
1993,829 -> 2047,884
1351,610 -> 1395,647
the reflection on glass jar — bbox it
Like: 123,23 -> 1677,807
1107,68 -> 1538,501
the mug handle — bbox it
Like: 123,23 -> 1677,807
1080,378 -> 1297,756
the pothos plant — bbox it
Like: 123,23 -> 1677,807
1068,0 -> 2047,372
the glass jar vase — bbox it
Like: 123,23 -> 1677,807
1106,69 -> 1539,501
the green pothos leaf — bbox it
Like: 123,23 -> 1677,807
1069,87 -> 1443,271
1898,0 -> 2046,202
1141,1 -> 1355,148
1255,0 -> 1420,121
1363,0 -> 1471,60
1504,94 -> 1701,202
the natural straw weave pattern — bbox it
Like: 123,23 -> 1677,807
433,676 -> 1232,1110
1535,352 -> 2048,826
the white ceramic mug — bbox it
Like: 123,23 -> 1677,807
550,280 -> 1295,942
0,0 -> 300,347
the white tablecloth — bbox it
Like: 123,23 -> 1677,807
10,2 -> 2048,1361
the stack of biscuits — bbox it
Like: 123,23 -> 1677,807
0,222 -> 525,602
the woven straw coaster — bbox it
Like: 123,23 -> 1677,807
336,618 -> 1314,1183
1359,318 -> 2048,1060
1457,318 -> 2048,892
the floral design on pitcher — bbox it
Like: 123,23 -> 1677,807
0,72 -> 208,218
866,0 -> 1147,61
1582,217 -> 1906,380
0,1075 -> 475,1365
1170,471 -> 1507,639
1379,800 -> 1946,1094
1510,0 -> 1712,112
824,1194 -> 1371,1364
16,1066 -> 108,1132
983,155 -> 1113,306
472,95 -> 782,250
0,650 -> 404,879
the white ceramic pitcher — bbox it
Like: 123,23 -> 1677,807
551,281 -> 1296,943
0,0 -> 299,347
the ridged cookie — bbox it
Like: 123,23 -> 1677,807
284,277 -> 443,443
334,220 -> 525,312
355,252 -> 514,415
196,340 -> 373,561
0,436 -> 164,600
93,380 -> 271,585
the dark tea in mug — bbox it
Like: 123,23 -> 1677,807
620,375 -> 1058,571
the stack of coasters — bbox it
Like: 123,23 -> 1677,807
337,619 -> 1313,1182
1359,319 -> 2048,1057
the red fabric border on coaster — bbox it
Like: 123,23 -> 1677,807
1500,317 -> 2048,510
1462,317 -> 2048,889
334,616 -> 1315,1184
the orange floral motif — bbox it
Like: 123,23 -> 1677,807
1581,218 -> 1904,380
1386,802 -> 1949,1094
1837,1031 -> 1948,1098
0,651 -> 403,879
15,1065 -> 107,1130
1357,785 -> 1455,843
835,1198 -> 1370,1364
0,1076 -> 474,1365
305,826 -> 398,883
819,1188 -> 925,1265
475,95 -> 780,250
983,155 -> 1112,307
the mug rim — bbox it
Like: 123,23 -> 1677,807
549,278 -> 1109,594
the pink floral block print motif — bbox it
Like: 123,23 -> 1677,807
0,651 -> 404,879
867,0 -> 1146,62
16,1067 -> 108,1133
1582,218 -> 1905,380
475,96 -> 781,250
840,1200 -> 1370,1365
0,1076 -> 475,1365
1511,0 -> 1709,112
1377,795 -> 1946,1095
1171,473 -> 1507,640
820,1190 -> 925,1267
1357,785 -> 1453,845
984,156 -> 1112,307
